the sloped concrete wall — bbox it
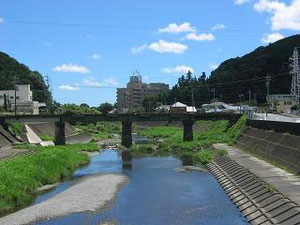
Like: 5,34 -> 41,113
236,127 -> 300,174
27,122 -> 74,137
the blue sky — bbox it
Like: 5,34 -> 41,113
0,0 -> 299,106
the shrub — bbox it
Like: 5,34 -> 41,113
0,144 -> 92,214
40,135 -> 55,141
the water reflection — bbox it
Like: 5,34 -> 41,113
33,150 -> 249,225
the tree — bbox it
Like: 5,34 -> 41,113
98,102 -> 114,114
80,103 -> 90,108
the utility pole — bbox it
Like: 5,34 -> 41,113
265,75 -> 271,112
238,94 -> 243,114
265,75 -> 271,97
211,88 -> 216,113
191,89 -> 195,108
148,100 -> 151,113
14,75 -> 17,115
248,89 -> 251,105
290,47 -> 300,103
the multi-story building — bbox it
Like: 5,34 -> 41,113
116,75 -> 169,113
0,84 -> 46,114
267,94 -> 297,113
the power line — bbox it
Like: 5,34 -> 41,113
52,71 -> 290,90
4,20 -> 299,32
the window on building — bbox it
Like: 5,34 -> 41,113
16,96 -> 20,100
10,96 -> 14,99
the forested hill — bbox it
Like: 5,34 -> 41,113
0,51 -> 52,106
209,34 -> 300,103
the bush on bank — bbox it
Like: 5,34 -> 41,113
74,122 -> 121,141
0,143 -> 98,214
39,135 -> 55,141
136,116 -> 247,164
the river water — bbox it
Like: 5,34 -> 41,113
32,150 -> 249,225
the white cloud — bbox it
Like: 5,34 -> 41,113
261,32 -> 284,43
162,65 -> 194,74
234,0 -> 250,5
82,78 -> 104,87
104,77 -> 118,86
209,62 -> 219,71
58,84 -> 79,91
158,22 -> 195,33
90,53 -> 101,60
53,64 -> 90,74
148,40 -> 187,54
130,44 -> 147,54
43,41 -> 52,48
212,24 -> 226,30
186,33 -> 215,41
0,18 -> 4,24
254,0 -> 300,30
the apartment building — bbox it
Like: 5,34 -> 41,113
0,84 -> 46,114
116,75 -> 169,113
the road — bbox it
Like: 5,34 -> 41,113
254,113 -> 300,123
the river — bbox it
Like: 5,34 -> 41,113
29,150 -> 249,225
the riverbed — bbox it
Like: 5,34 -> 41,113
31,150 -> 248,225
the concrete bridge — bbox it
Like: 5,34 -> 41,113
0,113 -> 241,147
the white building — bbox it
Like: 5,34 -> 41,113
169,102 -> 197,113
0,85 -> 45,114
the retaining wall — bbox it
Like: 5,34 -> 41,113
28,122 -> 74,137
247,120 -> 300,136
236,126 -> 300,174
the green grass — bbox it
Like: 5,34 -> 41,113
14,142 -> 99,152
8,122 -> 25,136
0,143 -> 98,214
130,144 -> 155,157
134,116 -> 247,165
39,135 -> 55,141
193,149 -> 228,165
74,122 -> 121,141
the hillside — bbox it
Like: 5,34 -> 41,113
209,34 -> 300,103
0,51 -> 52,106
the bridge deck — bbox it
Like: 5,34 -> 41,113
1,113 -> 241,123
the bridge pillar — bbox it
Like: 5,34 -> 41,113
121,121 -> 132,148
0,117 -> 8,130
55,121 -> 66,145
183,120 -> 194,142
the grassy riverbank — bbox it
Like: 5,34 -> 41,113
135,116 -> 247,165
74,122 -> 121,141
0,143 -> 99,215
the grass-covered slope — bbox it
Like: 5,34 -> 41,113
0,143 -> 98,214
136,116 -> 247,164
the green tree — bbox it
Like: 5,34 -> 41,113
98,102 -> 114,114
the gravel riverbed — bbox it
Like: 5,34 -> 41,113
0,174 -> 129,225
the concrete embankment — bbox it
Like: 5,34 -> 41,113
27,122 -> 92,144
0,125 -> 20,148
207,156 -> 300,225
236,126 -> 300,174
0,174 -> 129,225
